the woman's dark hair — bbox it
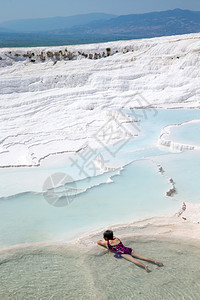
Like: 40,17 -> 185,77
103,230 -> 114,240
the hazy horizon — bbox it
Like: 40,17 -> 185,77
0,0 -> 200,22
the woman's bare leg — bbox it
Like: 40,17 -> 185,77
131,251 -> 163,266
121,254 -> 150,272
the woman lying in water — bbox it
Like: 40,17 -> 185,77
97,230 -> 163,273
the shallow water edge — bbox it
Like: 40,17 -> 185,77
0,216 -> 200,300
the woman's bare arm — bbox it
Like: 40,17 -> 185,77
97,240 -> 108,248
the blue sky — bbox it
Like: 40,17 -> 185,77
0,0 -> 200,22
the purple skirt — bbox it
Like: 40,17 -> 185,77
107,240 -> 133,258
113,246 -> 133,258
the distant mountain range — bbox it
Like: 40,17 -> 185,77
0,9 -> 200,47
57,9 -> 200,38
0,13 -> 116,33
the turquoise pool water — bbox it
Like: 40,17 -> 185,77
0,109 -> 200,248
0,159 -> 179,247
168,120 -> 200,147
